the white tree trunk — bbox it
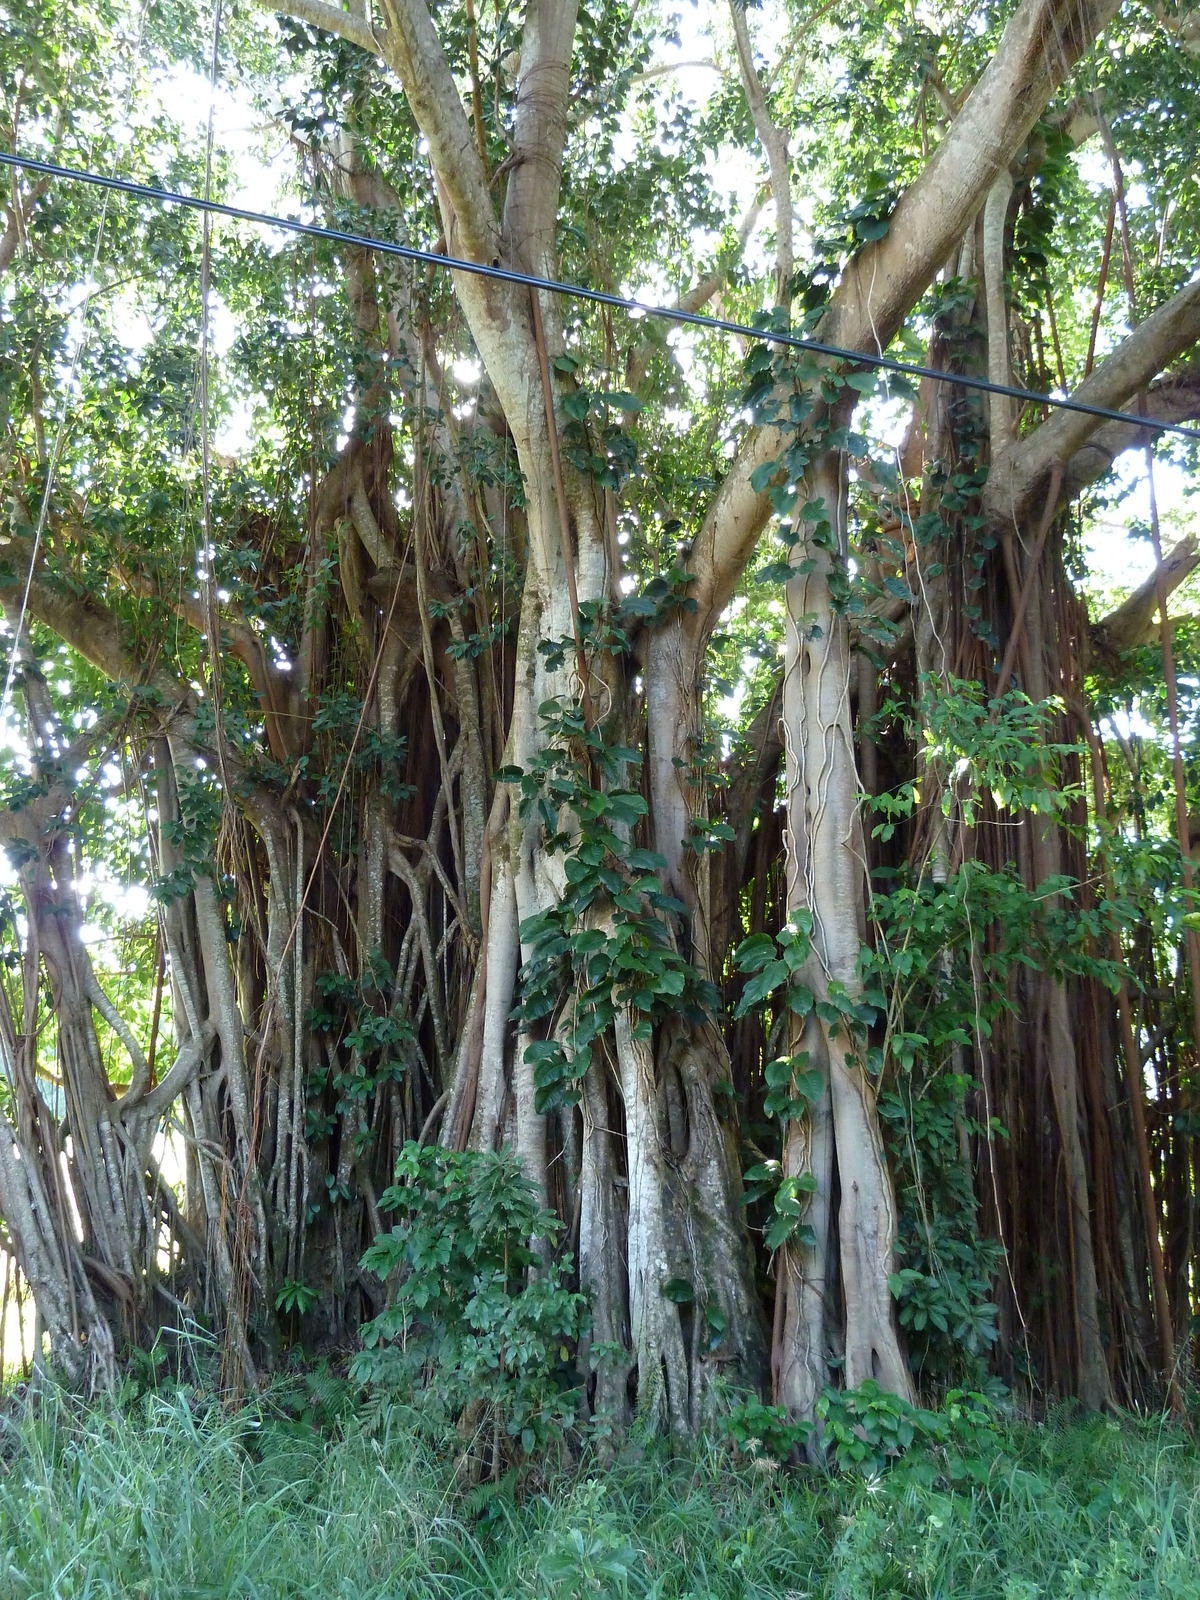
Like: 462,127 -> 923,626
780,451 -> 913,1414
578,1052 -> 631,1423
615,1007 -> 690,1434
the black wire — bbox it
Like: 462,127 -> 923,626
3,148 -> 1199,442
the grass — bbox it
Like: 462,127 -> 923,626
1,1375 -> 1198,1598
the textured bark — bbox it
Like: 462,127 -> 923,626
662,1023 -> 771,1416
0,1110 -> 115,1388
578,1053 -> 632,1424
1022,582 -> 1112,1410
776,1015 -> 834,1420
470,834 -> 519,1153
615,1007 -> 690,1435
780,452 -> 913,1416
983,170 -> 1017,455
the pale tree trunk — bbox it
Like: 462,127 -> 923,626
154,739 -> 264,1382
577,1051 -> 632,1423
775,1014 -> 834,1421
779,451 -> 913,1416
366,0 -> 771,1429
614,1007 -> 690,1435
0,921 -> 117,1388
0,688 -> 256,1384
0,1110 -> 115,1388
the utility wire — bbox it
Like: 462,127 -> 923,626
3,148 -> 1199,442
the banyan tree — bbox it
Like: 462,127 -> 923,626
0,0 -> 1197,1428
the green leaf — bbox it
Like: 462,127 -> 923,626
735,933 -> 778,973
756,561 -> 797,585
606,790 -> 649,826
598,389 -> 643,412
794,1067 -> 825,1103
736,959 -> 788,1016
626,846 -> 667,870
764,1214 -> 797,1251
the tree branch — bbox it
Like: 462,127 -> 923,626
1091,534 -> 1199,659
256,0 -> 385,55
501,1 -> 580,278
376,0 -> 499,265
1059,362 -> 1200,502
626,193 -> 765,393
729,1 -> 792,301
982,170 -> 1017,452
8,538 -> 291,828
9,540 -> 181,703
983,280 -> 1200,529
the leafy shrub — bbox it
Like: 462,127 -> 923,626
878,1069 -> 1003,1382
719,1393 -> 813,1463
539,1524 -> 641,1599
351,1142 -> 587,1462
818,1379 -> 1000,1476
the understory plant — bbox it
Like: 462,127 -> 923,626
352,1143 -> 587,1466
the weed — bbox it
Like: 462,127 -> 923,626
0,1384 -> 1197,1597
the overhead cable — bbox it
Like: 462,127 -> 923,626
1,148 -> 1199,442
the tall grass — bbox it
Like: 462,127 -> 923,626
1,1380 -> 1197,1598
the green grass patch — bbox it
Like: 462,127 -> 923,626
1,1382 -> 1198,1598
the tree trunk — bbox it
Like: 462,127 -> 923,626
780,450 -> 913,1415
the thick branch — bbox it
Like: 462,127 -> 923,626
984,280 -> 1200,528
1060,362 -> 1200,500
1092,535 -> 1199,659
822,0 -> 1120,353
376,0 -> 500,265
729,1 -> 792,299
157,585 -> 299,761
12,541 -> 182,703
502,1 -> 580,277
10,539 -> 284,822
129,1025 -> 217,1119
983,170 -> 1017,452
256,0 -> 385,56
